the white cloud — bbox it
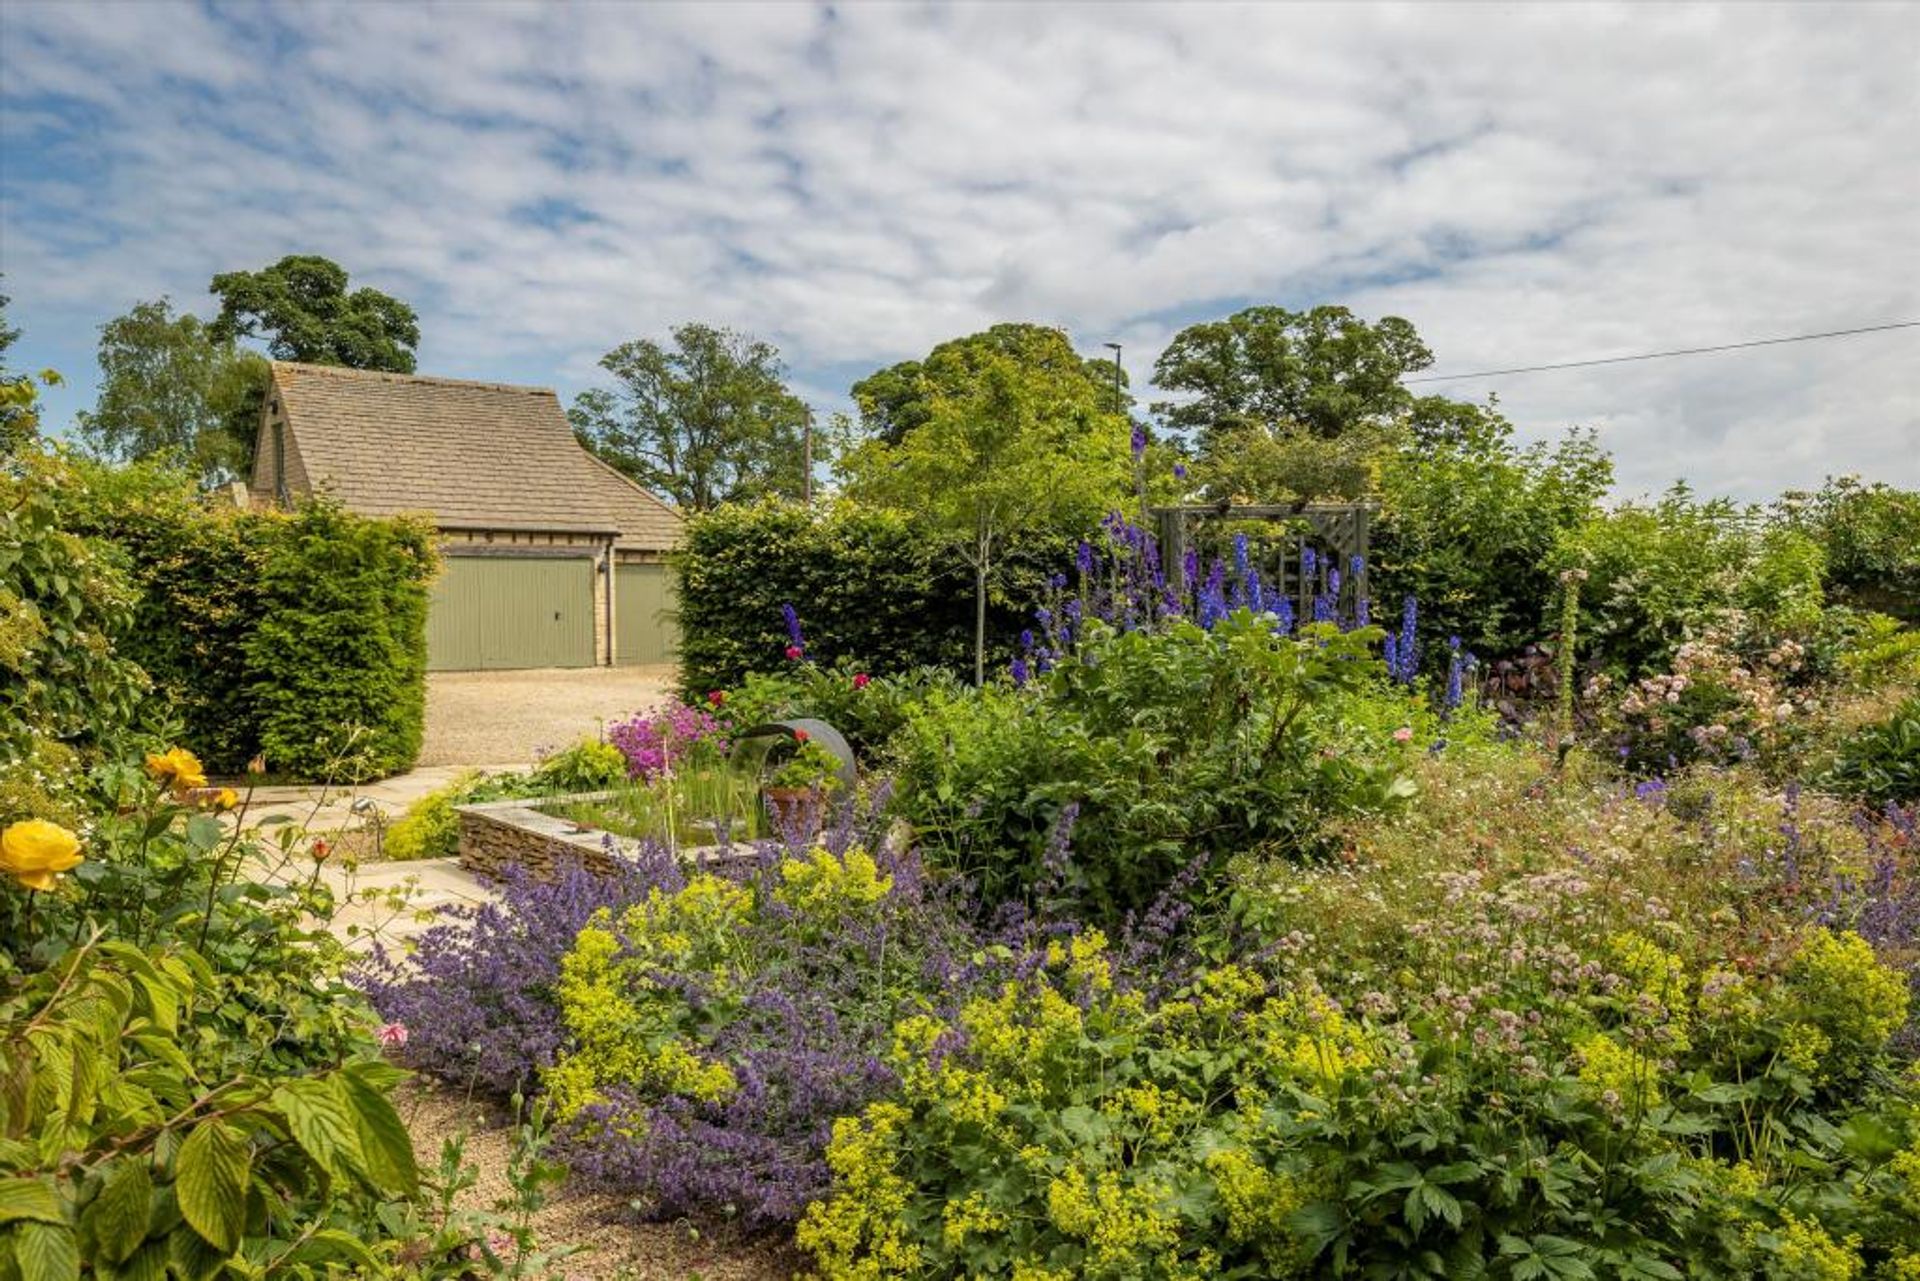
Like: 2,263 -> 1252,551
2,0 -> 1915,498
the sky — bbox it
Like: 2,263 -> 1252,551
3,1 -> 1916,501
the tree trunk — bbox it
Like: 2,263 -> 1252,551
974,525 -> 991,687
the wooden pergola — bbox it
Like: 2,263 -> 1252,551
1152,500 -> 1376,616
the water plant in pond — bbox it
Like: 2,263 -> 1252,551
541,764 -> 763,848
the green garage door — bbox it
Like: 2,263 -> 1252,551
615,563 -> 677,665
428,555 -> 596,671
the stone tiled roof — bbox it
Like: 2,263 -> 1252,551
257,362 -> 681,549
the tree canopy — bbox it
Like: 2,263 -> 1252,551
209,255 -> 419,372
851,323 -> 1129,446
569,323 -> 813,511
1151,305 -> 1432,445
840,338 -> 1130,682
76,298 -> 268,486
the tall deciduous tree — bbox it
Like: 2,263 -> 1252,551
569,324 -> 812,511
1152,305 -> 1433,445
209,255 -> 419,372
840,344 -> 1129,684
76,298 -> 269,485
851,323 -> 1129,446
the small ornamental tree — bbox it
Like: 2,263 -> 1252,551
840,351 -> 1128,684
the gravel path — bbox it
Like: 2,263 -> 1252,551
398,1080 -> 796,1279
421,667 -> 681,768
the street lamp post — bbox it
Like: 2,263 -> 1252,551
1105,341 -> 1146,524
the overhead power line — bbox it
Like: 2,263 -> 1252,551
1402,320 -> 1920,384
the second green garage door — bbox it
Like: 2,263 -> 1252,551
428,555 -> 596,671
615,562 -> 677,665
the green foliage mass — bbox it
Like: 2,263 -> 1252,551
75,297 -> 269,486
1781,477 -> 1920,622
840,332 -> 1132,683
246,501 -> 435,783
209,254 -> 420,373
0,938 -> 419,1279
674,499 -> 1067,697
849,322 -> 1131,445
1826,692 -> 1920,806
570,323 -> 812,511
59,462 -> 434,782
1151,304 -> 1432,446
1553,484 -> 1827,678
1371,405 -> 1612,667
890,612 -> 1417,918
0,385 -> 149,770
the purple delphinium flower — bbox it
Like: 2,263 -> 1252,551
780,601 -> 805,651
1173,462 -> 1188,480
1130,420 -> 1148,459
1396,595 -> 1419,683
1275,596 -> 1295,636
1076,540 -> 1096,577
1010,656 -> 1030,687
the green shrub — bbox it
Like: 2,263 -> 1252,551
674,498 -> 1070,695
1552,484 -> 1826,678
713,659 -> 966,761
800,918 -> 1917,1279
385,769 -> 554,862
245,500 -> 435,782
891,612 -> 1416,917
530,738 -> 628,792
0,445 -> 148,767
63,457 -> 269,771
1372,409 -> 1610,667
1781,477 -> 1920,621
0,936 -> 420,1278
1827,692 -> 1920,805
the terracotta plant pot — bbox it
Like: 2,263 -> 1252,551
762,785 -> 825,841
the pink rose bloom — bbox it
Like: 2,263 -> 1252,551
852,673 -> 871,690
785,645 -> 804,661
1393,726 -> 1414,743
377,1022 -> 409,1049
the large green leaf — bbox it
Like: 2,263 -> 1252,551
12,1221 -> 79,1281
337,1072 -> 418,1196
269,1079 -> 364,1185
83,1160 -> 152,1266
0,1179 -> 62,1227
175,1122 -> 248,1254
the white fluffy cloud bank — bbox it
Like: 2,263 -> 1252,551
3,1 -> 1916,498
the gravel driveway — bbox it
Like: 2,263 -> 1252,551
419,666 -> 679,768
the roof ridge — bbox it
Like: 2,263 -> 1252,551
271,360 -> 556,397
580,450 -> 681,517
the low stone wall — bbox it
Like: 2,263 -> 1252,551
455,794 -> 743,881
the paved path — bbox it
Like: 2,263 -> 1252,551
420,665 -> 679,767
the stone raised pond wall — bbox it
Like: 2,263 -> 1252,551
455,794 -> 743,880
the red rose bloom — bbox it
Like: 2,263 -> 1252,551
707,690 -> 726,706
851,673 -> 871,690
785,645 -> 804,661
792,728 -> 810,743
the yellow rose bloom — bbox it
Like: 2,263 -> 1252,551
213,788 -> 240,811
144,747 -> 208,793
0,819 -> 84,892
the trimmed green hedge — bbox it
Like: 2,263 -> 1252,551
246,503 -> 434,781
71,467 -> 434,781
674,499 -> 1070,695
